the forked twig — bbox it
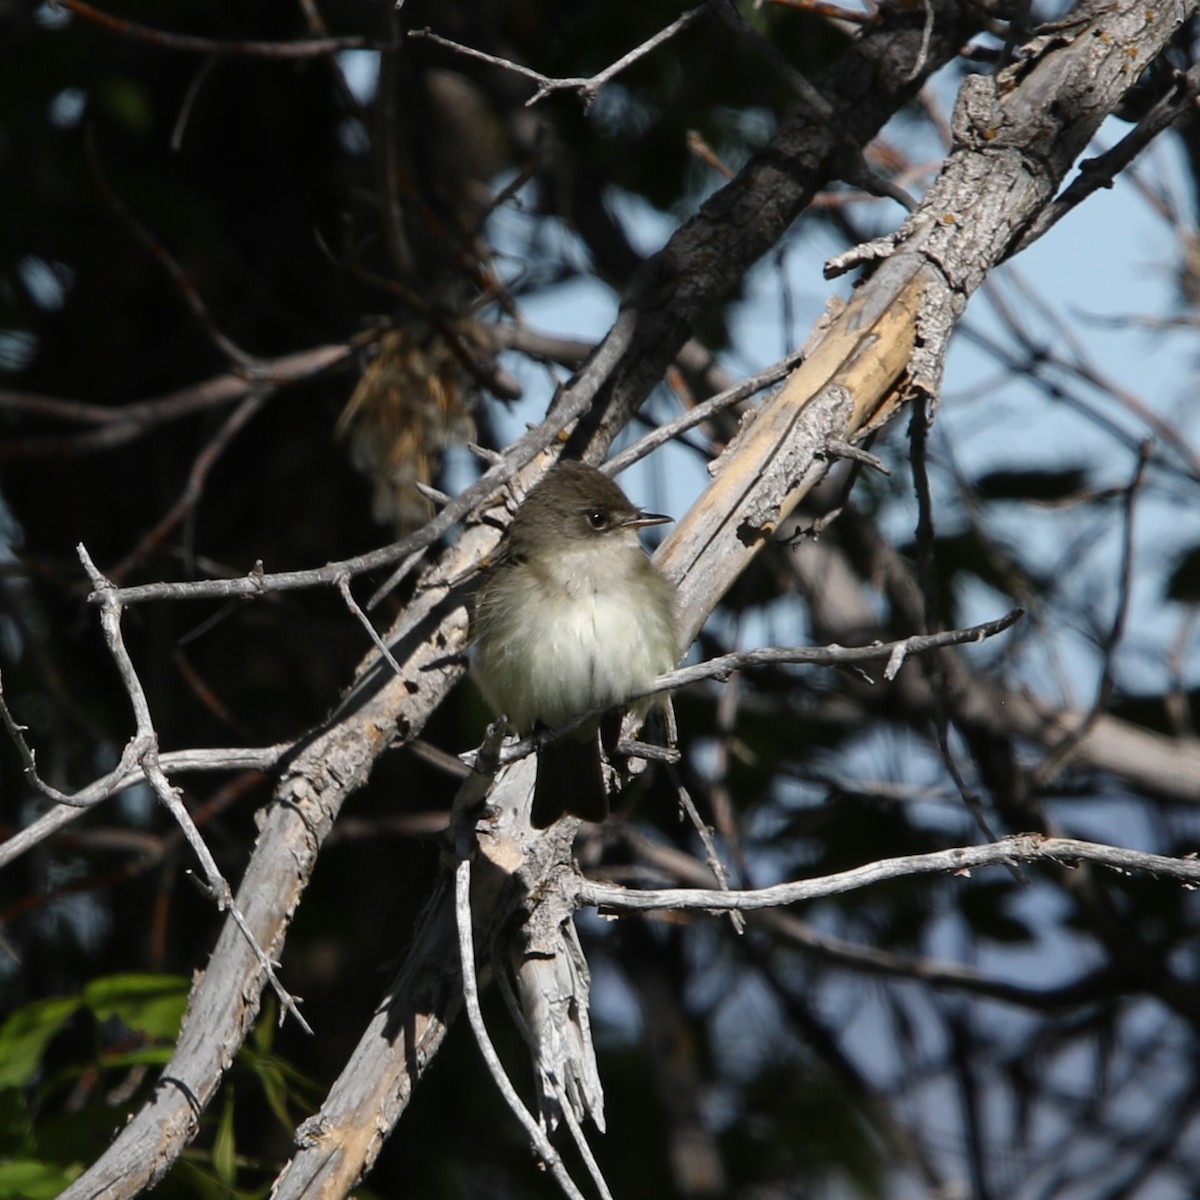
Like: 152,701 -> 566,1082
1,545 -> 311,1032
409,4 -> 710,109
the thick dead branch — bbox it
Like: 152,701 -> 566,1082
561,0 -> 975,461
662,0 -> 1193,636
54,529 -> 486,1200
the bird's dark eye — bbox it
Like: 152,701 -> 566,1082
586,509 -> 607,530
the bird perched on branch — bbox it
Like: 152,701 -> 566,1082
474,461 -> 678,827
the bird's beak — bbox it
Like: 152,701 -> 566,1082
622,510 -> 672,530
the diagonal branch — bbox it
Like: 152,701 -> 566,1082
3,546 -> 311,1032
58,0 -> 383,57
0,342 -> 356,460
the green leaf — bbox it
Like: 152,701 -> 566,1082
95,77 -> 153,133
0,1086 -> 30,1148
0,1158 -> 82,1200
239,1027 -> 321,1135
93,1045 -> 177,1071
251,997 -> 276,1054
0,997 -> 81,1090
245,1057 -> 292,1135
212,1096 -> 237,1192
82,974 -> 190,1041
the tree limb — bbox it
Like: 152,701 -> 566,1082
577,834 -> 1200,913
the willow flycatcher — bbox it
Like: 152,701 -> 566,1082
474,461 -> 679,827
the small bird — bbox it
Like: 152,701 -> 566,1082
474,461 -> 679,827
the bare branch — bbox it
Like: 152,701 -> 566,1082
577,834 -> 1200,913
602,349 -> 805,477
0,342 -> 356,460
466,610 -> 1023,772
96,342 -> 625,608
6,547 -> 313,1032
0,743 -> 287,871
636,609 -> 1023,697
58,0 -> 384,57
1012,61 -> 1200,254
409,4 -> 710,108
607,831 -> 1134,1011
108,390 -> 271,581
668,763 -> 746,934
454,827 -> 589,1200
336,573 -> 405,677
137,743 -> 313,1034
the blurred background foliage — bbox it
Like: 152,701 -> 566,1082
2,0 -> 1200,1197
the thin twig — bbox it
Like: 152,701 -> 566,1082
783,431 -> 881,544
58,0 -> 383,57
708,667 -> 748,877
63,546 -> 312,1031
1032,441 -> 1152,784
453,825 -> 587,1200
910,395 -> 1009,857
577,833 -> 1200,913
86,124 -> 260,370
336,573 -> 405,677
903,0 -> 935,82
823,437 -> 890,475
557,1095 -> 614,1200
603,350 -> 805,477
465,609 -> 1024,770
669,766 -> 746,934
375,8 -> 416,283
0,342 -> 358,460
109,390 -> 271,581
409,4 -> 710,109
170,55 -> 219,151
